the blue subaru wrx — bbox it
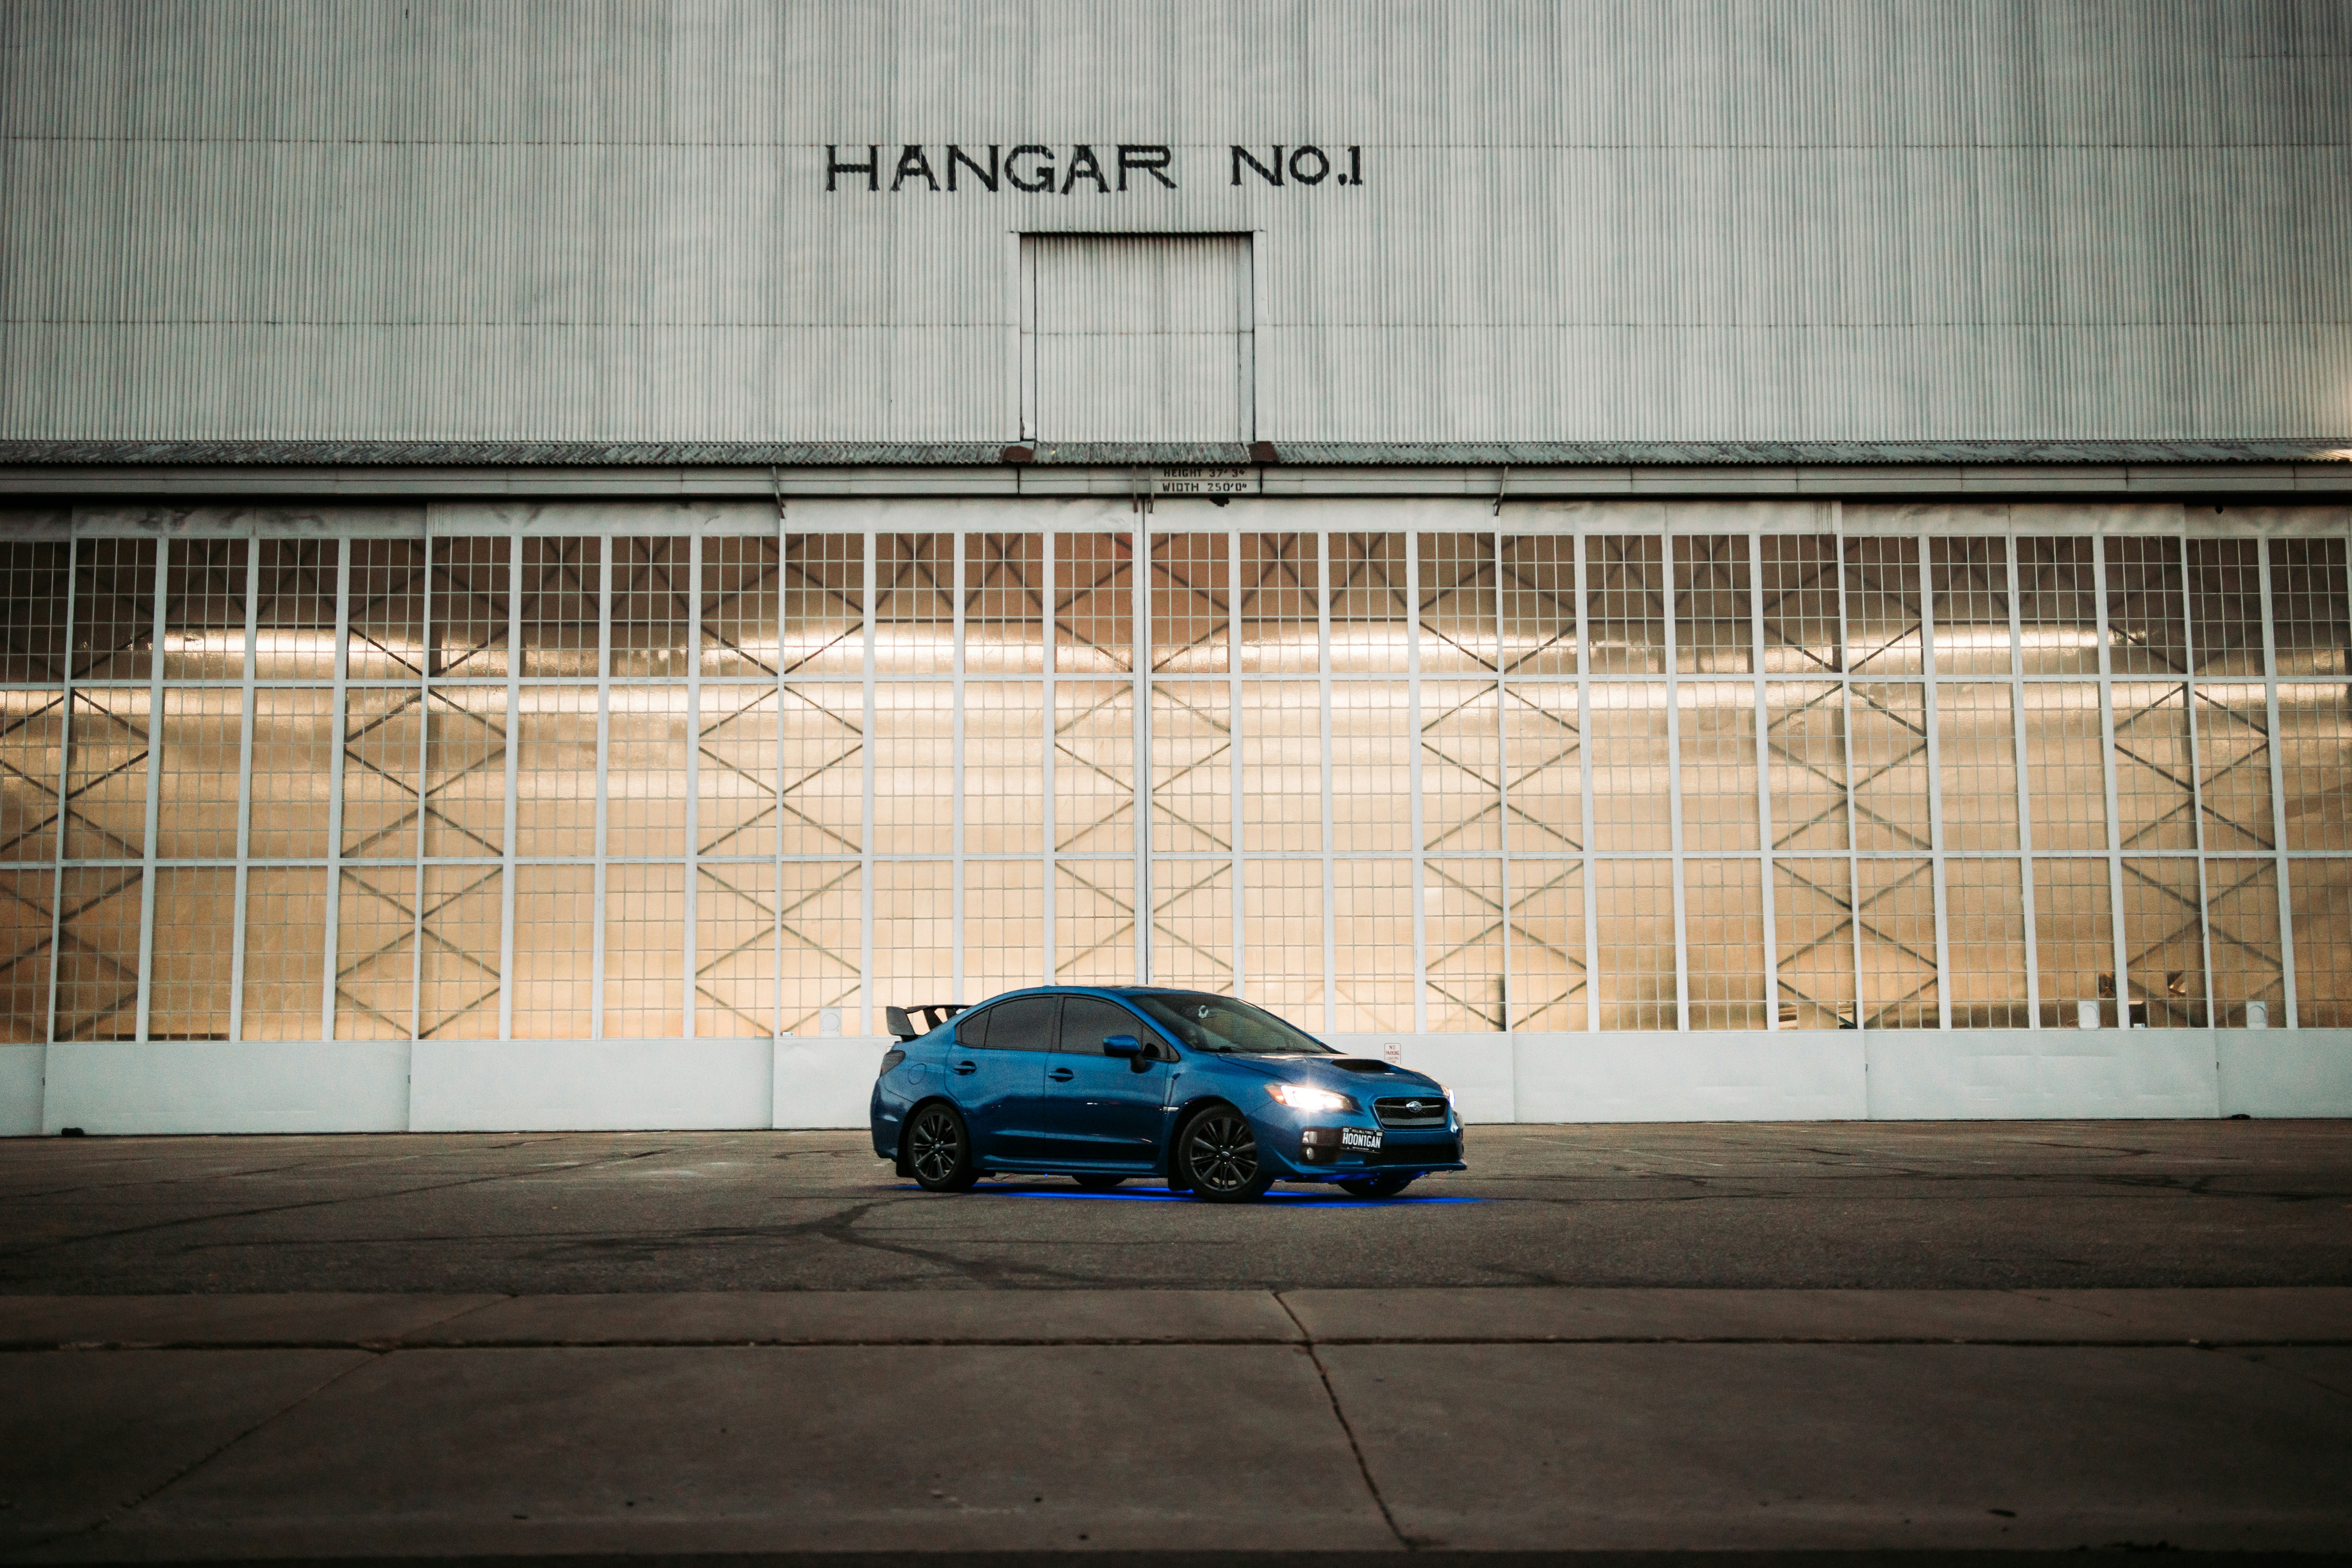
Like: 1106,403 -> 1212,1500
869,987 -> 1466,1202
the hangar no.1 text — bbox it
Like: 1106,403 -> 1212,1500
825,143 -> 1365,193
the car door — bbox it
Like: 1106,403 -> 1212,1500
946,995 -> 1056,1160
1038,995 -> 1172,1166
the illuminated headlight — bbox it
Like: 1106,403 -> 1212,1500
1265,1083 -> 1359,1113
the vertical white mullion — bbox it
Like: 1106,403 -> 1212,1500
2007,532 -> 2040,1027
951,531 -> 966,1002
321,541 -> 350,1042
1921,539 -> 1952,1031
1574,532 -> 1599,1033
1407,533 -> 1426,1035
1318,531 -> 1336,1036
1041,530 -> 1057,983
1495,529 -> 1513,1036
682,533 -> 702,1039
1134,507 -> 1152,985
1228,529 -> 1245,1000
1664,536 -> 1688,1032
772,518 -> 787,1040
590,536 -> 612,1040
858,533 -> 876,1034
133,538 -> 166,1043
1837,524 -> 1866,1031
409,532 -> 431,1043
498,535 -> 519,1041
2093,536 -> 2128,1025
43,535 -> 79,1049
2178,534 -> 2213,1029
227,538 -> 259,1042
1750,532 -> 1777,1029
2257,538 -> 2297,1025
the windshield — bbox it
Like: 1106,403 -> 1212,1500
1127,992 -> 1336,1055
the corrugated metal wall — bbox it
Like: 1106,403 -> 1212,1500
1029,235 -> 1252,441
2,0 -> 2348,442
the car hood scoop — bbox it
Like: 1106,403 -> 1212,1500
1328,1058 -> 1399,1073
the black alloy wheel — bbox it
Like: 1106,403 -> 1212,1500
906,1103 -> 978,1191
1179,1108 -> 1274,1203
1336,1172 -> 1418,1199
1071,1173 -> 1126,1190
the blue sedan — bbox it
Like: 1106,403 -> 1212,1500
869,987 -> 1466,1202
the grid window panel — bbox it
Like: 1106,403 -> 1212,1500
1683,857 -> 1767,1029
1758,535 -> 1843,675
2193,684 -> 2276,852
1773,857 -> 1856,1029
1419,532 -> 1498,675
1235,533 -> 1318,676
63,688 -> 150,861
1329,533 -> 1410,675
871,682 -> 954,856
2289,858 -> 2352,1027
53,867 -> 143,1041
512,865 -> 594,1038
1929,536 -> 2013,677
780,861 -> 861,1034
603,862 -> 685,1037
2268,538 -> 2348,680
346,540 -> 425,680
161,537 -> 248,681
1944,857 -> 2028,1027
1764,681 -> 1848,852
2034,858 -> 2117,1028
779,534 -> 864,677
1844,538 -> 1923,676
339,688 -> 422,861
2110,682 -> 2197,853
429,536 -> 510,679
148,867 -> 236,1038
1151,532 -> 1229,674
2120,858 -> 2205,1029
1593,858 -> 1675,1030
0,869 -> 54,1041
1849,685 -> 1932,852
71,539 -> 156,682
1241,859 -> 1323,1017
1152,682 -> 1232,855
1502,682 -> 1582,854
1506,859 -> 1586,1032
1056,858 -> 1136,987
1584,534 -> 1666,674
1,689 -> 65,861
697,861 -> 779,1037
1238,681 -> 1322,853
701,534 -> 781,677
610,537 -> 692,678
512,688 -> 600,859
2202,858 -> 2282,1027
247,689 -> 334,859
1151,859 -> 1233,992
699,686 -> 781,857
1497,534 -> 1578,676
2022,686 -> 2112,853
517,537 -> 600,677
1425,856 -> 1505,1032
1854,858 -> 1938,1029
964,859 -> 1045,1001
1422,681 -> 1501,853
1331,858 -> 1412,1032
0,540 -> 72,682
1678,684 -> 1759,853
2187,540 -> 2267,677
604,687 -> 691,859
239,868 -> 326,1040
334,865 -> 417,1040
874,535 -> 954,677
962,533 -> 1046,676
1673,535 -> 1751,675
1056,681 -> 1134,855
2015,539 -> 2102,677
1588,683 -> 1671,853
779,683 -> 864,855
873,860 -> 954,1010
1330,681 -> 1412,854
1055,532 -> 1135,675
1936,683 -> 2019,854
252,539 -> 337,681
2276,678 -> 2352,852
418,864 -> 502,1039
2105,537 -> 2189,676
422,687 -> 507,858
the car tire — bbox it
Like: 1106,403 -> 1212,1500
1177,1107 -> 1274,1203
1071,1173 -> 1126,1190
1336,1172 -> 1417,1199
905,1102 -> 979,1192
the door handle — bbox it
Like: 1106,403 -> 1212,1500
1047,1067 -> 1074,1082
953,1060 -> 977,1075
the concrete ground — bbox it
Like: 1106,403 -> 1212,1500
1,1122 -> 2348,1560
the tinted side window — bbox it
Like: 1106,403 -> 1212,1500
1058,997 -> 1143,1055
984,996 -> 1059,1051
953,1008 -> 991,1047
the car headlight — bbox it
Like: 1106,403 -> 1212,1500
1265,1083 -> 1359,1113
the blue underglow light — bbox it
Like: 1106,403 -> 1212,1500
897,1183 -> 1478,1206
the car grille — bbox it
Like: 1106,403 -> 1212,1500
1366,1138 -> 1460,1166
1373,1095 -> 1448,1128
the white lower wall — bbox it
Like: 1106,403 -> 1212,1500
4,1029 -> 2347,1134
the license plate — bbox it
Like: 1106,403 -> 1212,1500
1340,1127 -> 1382,1151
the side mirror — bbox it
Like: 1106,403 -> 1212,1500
1101,1034 -> 1144,1058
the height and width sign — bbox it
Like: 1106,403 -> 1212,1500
825,143 -> 1364,194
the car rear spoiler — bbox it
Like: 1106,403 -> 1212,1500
886,1002 -> 966,1041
